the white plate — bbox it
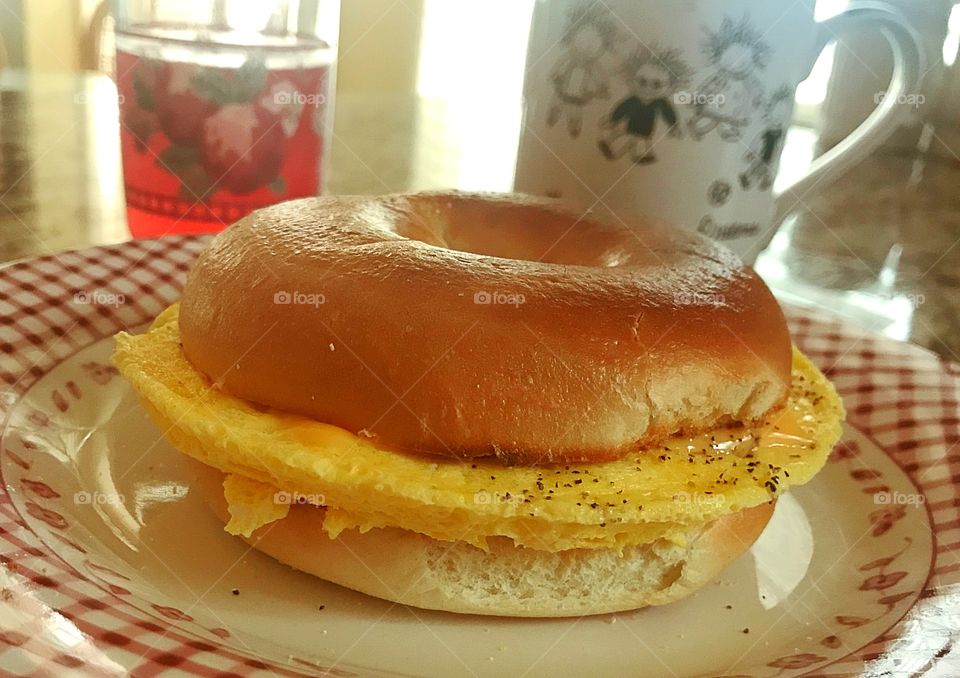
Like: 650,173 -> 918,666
0,238 -> 957,677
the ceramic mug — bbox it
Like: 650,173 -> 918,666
514,0 -> 924,263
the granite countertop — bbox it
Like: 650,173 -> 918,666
0,73 -> 957,361
766,142 -> 960,361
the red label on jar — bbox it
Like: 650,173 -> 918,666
116,50 -> 329,230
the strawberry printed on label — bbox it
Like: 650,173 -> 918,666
123,105 -> 158,152
154,62 -> 220,146
200,103 -> 286,195
261,80 -> 306,138
117,48 -> 327,226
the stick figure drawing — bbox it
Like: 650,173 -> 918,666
687,15 -> 771,142
598,46 -> 692,165
740,85 -> 794,190
547,3 -> 617,138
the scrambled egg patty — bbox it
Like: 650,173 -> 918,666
114,305 -> 844,552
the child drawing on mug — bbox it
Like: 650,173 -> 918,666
598,46 -> 691,165
740,86 -> 794,191
547,3 -> 617,138
687,15 -> 771,142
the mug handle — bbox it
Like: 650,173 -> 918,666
772,1 -> 925,225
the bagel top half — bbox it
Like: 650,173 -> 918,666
178,192 -> 792,464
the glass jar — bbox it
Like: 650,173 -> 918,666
111,0 -> 340,237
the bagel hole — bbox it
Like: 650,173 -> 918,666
399,200 -> 649,268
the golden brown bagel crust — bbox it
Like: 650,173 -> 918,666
179,192 -> 791,463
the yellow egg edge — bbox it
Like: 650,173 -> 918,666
113,304 -> 844,552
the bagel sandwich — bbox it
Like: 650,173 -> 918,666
113,192 -> 844,617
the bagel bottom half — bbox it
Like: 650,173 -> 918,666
190,459 -> 774,617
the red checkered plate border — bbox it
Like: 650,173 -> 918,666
0,236 -> 957,676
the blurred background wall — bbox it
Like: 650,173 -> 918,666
2,0 -> 958,157
1,0 -> 106,70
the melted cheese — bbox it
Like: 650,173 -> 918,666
115,305 -> 845,552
